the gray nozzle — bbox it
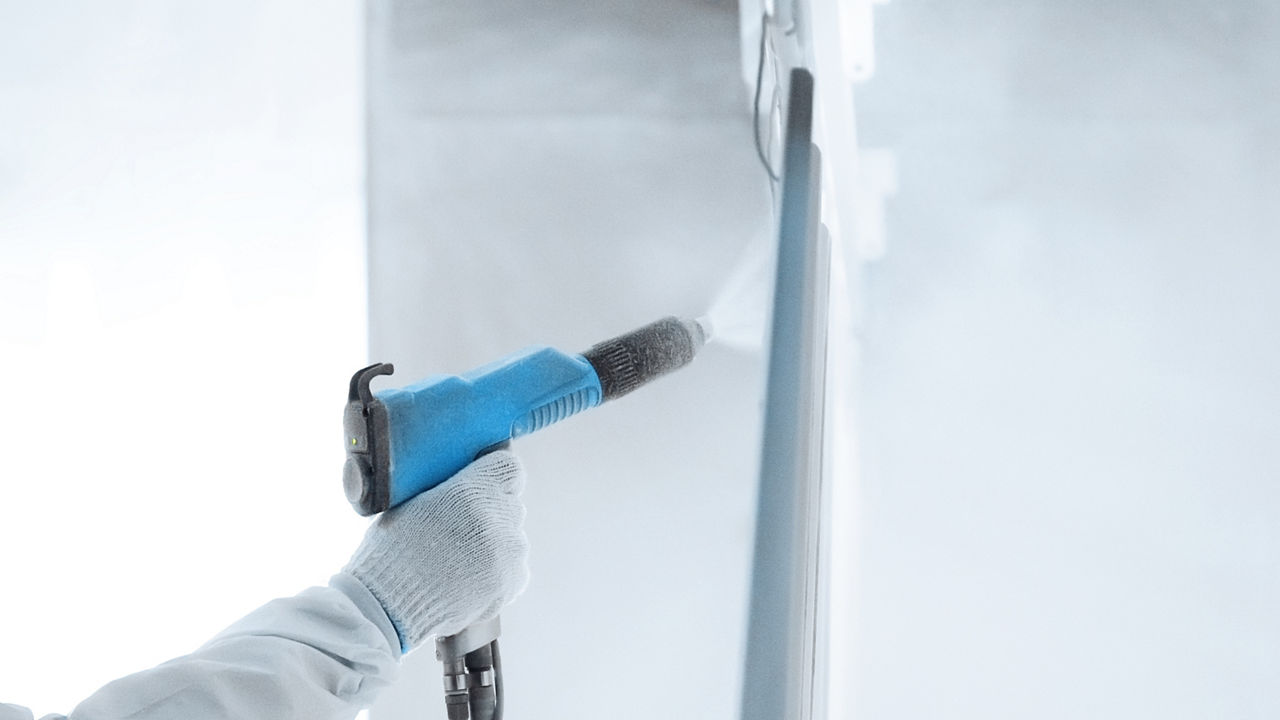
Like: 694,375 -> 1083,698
582,316 -> 706,402
694,315 -> 714,344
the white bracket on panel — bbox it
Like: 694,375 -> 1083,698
851,148 -> 897,262
806,0 -> 860,268
844,0 -> 889,84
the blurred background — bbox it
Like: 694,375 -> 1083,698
0,0 -> 370,713
854,3 -> 1280,717
2,1 -> 1278,719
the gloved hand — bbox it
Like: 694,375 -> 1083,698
342,450 -> 529,652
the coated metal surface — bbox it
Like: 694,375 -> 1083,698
740,68 -> 830,720
365,2 -> 767,717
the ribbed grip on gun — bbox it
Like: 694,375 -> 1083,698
582,316 -> 706,402
520,387 -> 600,435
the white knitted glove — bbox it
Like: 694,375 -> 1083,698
343,450 -> 529,652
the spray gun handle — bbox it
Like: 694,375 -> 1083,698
437,616 -> 503,720
433,442 -> 510,719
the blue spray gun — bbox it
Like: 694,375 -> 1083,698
342,316 -> 709,720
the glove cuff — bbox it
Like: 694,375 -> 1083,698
344,544 -> 451,652
330,572 -> 403,657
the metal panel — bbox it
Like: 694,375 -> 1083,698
741,68 -> 832,720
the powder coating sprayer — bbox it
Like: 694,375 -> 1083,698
341,316 -> 710,720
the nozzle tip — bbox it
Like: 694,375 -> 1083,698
693,315 -> 714,345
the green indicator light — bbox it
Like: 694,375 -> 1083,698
351,438 -> 358,446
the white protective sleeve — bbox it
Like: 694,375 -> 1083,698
0,574 -> 400,720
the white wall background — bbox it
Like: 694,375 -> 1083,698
0,2 -> 367,713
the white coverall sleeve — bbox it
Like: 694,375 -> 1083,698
0,574 -> 400,720
0,704 -> 35,720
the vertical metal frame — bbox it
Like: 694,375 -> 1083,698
741,68 -> 832,720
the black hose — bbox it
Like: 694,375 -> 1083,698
464,643 -> 498,720
491,640 -> 503,720
753,12 -> 780,183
